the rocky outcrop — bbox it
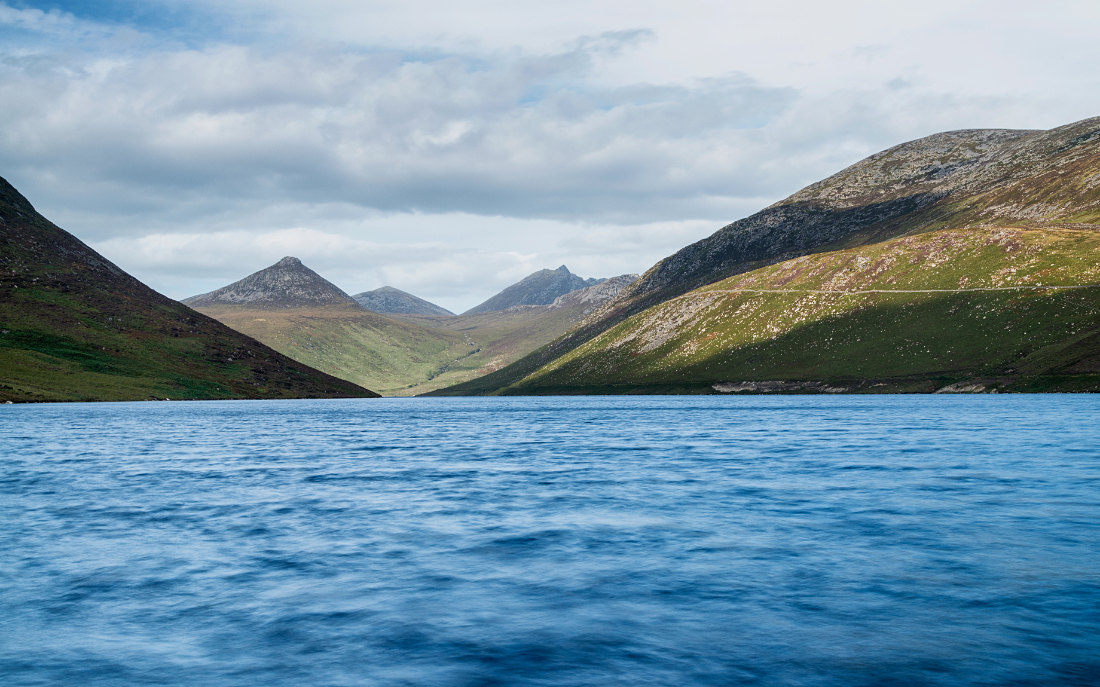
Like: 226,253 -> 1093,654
550,274 -> 638,313
184,257 -> 360,309
463,265 -> 603,315
353,286 -> 454,316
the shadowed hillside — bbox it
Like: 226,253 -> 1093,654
0,177 -> 376,402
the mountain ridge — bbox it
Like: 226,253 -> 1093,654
463,265 -> 603,315
495,226 -> 1099,394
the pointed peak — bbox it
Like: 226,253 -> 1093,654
556,264 -> 570,272
184,256 -> 357,309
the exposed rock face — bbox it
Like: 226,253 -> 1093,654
551,274 -> 638,314
353,286 -> 454,316
464,265 -> 603,315
184,257 -> 359,309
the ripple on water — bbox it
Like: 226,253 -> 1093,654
1,395 -> 1099,686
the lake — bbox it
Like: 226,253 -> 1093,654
2,395 -> 1099,686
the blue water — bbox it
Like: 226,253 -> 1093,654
2,396 -> 1099,686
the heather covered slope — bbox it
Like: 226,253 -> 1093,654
0,178 -> 377,401
490,227 -> 1100,394
435,115 -> 1100,395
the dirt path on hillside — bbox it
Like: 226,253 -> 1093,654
693,284 -> 1100,298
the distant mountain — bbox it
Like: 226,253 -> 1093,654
184,257 -> 359,309
464,265 -> 603,315
353,286 -> 454,316
0,177 -> 376,401
433,115 -> 1100,395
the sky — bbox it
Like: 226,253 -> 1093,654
2,1 -> 1099,312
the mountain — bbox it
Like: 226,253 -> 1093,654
463,265 -> 603,315
184,256 -> 359,308
187,262 -> 470,396
353,286 -> 454,316
0,177 -> 377,401
192,270 -> 634,397
433,115 -> 1100,395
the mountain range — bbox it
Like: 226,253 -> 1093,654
185,258 -> 627,395
431,115 -> 1100,395
5,115 -> 1097,400
0,177 -> 376,402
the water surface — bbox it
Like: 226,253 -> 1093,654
2,396 -> 1099,686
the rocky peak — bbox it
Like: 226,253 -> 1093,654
183,257 -> 359,309
463,265 -> 605,315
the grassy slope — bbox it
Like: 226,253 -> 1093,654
192,305 -> 470,397
195,301 -> 594,397
394,306 -> 586,395
0,181 -> 375,402
498,227 -> 1100,394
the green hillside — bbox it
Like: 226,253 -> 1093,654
435,116 -> 1100,395
0,178 -> 376,402
394,305 -> 593,395
488,227 -> 1100,394
196,300 -> 605,397
193,304 -> 471,396
193,270 -> 635,396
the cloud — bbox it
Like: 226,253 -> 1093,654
0,31 -> 797,224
